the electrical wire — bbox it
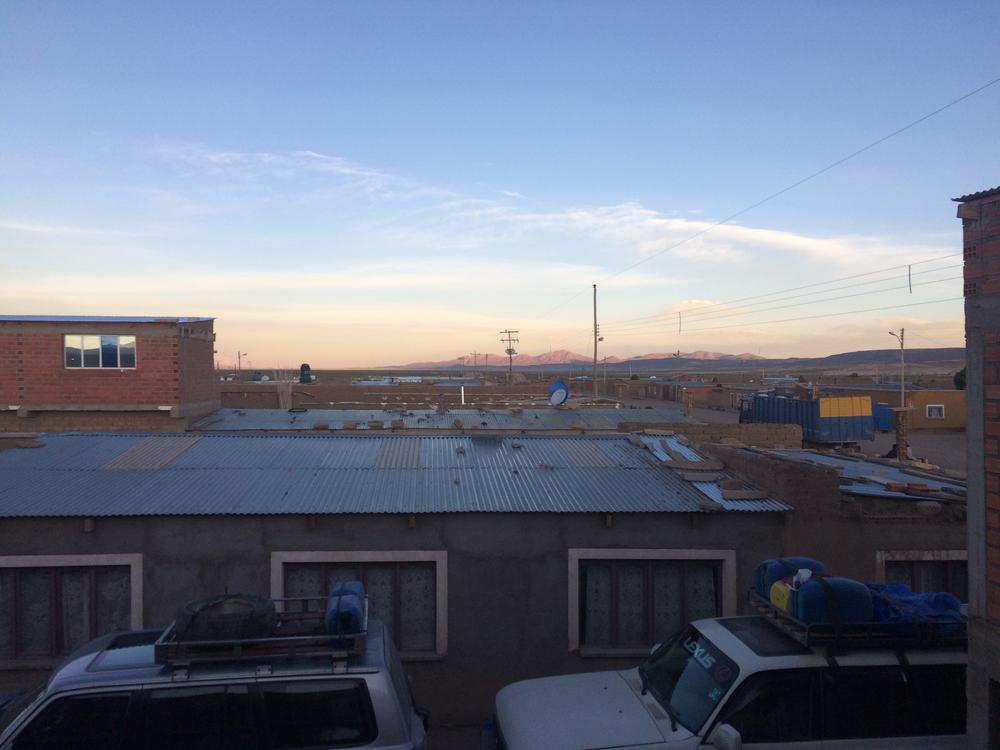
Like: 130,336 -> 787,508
602,269 -> 962,334
538,73 -> 1000,319
602,255 -> 960,327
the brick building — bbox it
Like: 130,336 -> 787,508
957,185 -> 1000,745
0,316 -> 219,432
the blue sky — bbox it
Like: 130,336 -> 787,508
2,1 -> 997,367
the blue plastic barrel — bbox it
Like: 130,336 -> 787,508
325,581 -> 365,635
795,577 -> 873,625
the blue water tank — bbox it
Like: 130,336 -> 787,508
325,581 -> 365,636
795,577 -> 873,625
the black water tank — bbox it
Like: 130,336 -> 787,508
299,363 -> 312,384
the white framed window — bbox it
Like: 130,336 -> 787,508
0,554 -> 143,667
875,550 -> 967,602
271,551 -> 447,658
64,334 -> 137,369
567,548 -> 737,656
925,404 -> 945,420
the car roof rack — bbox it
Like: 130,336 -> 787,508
747,590 -> 966,652
154,595 -> 368,674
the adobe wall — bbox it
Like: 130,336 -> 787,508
0,410 -> 191,433
617,422 -> 803,448
221,382 -> 553,409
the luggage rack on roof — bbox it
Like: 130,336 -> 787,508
154,595 -> 368,673
747,590 -> 966,651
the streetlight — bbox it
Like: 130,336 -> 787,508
237,352 -> 248,376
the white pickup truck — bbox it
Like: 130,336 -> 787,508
483,615 -> 966,749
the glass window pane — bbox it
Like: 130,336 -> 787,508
82,336 -> 100,368
910,665 -> 966,735
119,336 -> 136,368
100,336 -> 119,368
951,562 -> 969,602
285,565 -> 323,613
95,567 -> 131,635
884,561 -> 913,588
262,680 -> 375,749
224,685 -> 261,750
685,563 -> 719,621
13,693 -> 130,750
64,336 -> 82,368
652,563 -> 683,644
364,566 -> 395,639
913,561 -> 946,593
59,571 -> 91,653
615,563 -> 647,647
16,571 -> 52,656
723,671 -> 817,742
582,562 -> 611,647
399,564 -> 435,652
823,668 -> 915,739
144,687 -> 225,750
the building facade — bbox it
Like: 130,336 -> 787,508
0,316 -> 219,432
958,186 -> 1000,746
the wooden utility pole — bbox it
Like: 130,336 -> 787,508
592,284 -> 599,399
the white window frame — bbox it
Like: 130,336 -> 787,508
925,404 -> 946,420
567,548 -> 737,654
63,334 -> 138,370
0,553 -> 143,668
271,551 -> 447,658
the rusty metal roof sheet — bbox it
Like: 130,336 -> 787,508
0,433 -> 790,517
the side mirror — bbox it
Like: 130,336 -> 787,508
709,723 -> 741,750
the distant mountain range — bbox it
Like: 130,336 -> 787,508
385,347 -> 964,374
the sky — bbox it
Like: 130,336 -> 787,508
2,2 -> 998,368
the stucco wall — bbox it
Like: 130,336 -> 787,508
0,511 -> 784,725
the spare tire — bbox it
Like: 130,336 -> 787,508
174,594 -> 276,642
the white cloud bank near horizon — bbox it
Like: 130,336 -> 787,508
0,142 -> 965,367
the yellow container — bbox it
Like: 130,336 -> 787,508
770,580 -> 794,613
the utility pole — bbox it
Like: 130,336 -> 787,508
888,328 -> 908,462
889,328 -> 905,408
237,351 -> 247,378
592,284 -> 599,399
500,330 -> 519,387
470,351 -> 479,379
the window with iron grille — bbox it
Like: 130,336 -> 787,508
579,559 -> 722,649
885,559 -> 967,602
283,561 -> 436,653
64,334 -> 136,368
0,566 -> 131,660
926,404 -> 945,420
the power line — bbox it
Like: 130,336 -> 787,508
602,268 -> 963,334
678,296 -> 963,334
539,72 -> 1000,319
603,254 -> 960,328
499,329 -> 519,386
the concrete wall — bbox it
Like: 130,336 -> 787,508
0,511 -> 784,725
0,410 -> 192,433
616,422 -> 803,449
221,382 -> 550,409
960,188 -> 1000,747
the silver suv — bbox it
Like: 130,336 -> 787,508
0,616 -> 427,750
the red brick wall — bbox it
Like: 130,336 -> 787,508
178,320 -> 219,407
0,320 -> 216,410
964,195 -> 1000,622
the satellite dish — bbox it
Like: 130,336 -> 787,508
548,380 -> 570,406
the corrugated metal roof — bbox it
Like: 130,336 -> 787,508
0,315 -> 214,323
953,186 -> 1000,203
194,406 -> 695,431
100,435 -> 201,470
0,433 -> 790,517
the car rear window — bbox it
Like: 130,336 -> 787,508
261,680 -> 376,748
718,617 -> 812,656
